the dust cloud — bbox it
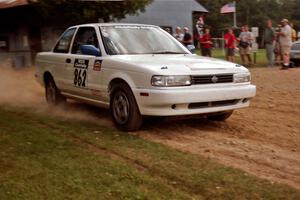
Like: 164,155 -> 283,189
0,63 -> 43,106
0,64 -> 112,126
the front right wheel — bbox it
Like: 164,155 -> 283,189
110,83 -> 143,132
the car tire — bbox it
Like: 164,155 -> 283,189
45,77 -> 66,105
110,83 -> 143,132
207,111 -> 233,121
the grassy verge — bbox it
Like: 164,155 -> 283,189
0,106 -> 299,200
196,49 -> 267,67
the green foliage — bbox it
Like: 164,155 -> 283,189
291,0 -> 300,26
196,49 -> 268,67
28,0 -> 152,25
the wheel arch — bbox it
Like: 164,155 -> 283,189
43,71 -> 54,85
108,74 -> 136,96
108,78 -> 133,98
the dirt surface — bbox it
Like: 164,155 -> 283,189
1,65 -> 299,190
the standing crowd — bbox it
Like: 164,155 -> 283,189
264,19 -> 297,70
224,24 -> 254,67
172,17 -> 298,70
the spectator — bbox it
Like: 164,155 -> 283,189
182,27 -> 195,53
173,27 -> 184,42
274,24 -> 282,66
165,28 -> 171,34
278,19 -> 292,69
264,20 -> 276,67
290,22 -> 297,42
193,28 -> 199,49
238,25 -> 253,66
200,28 -> 213,57
182,27 -> 193,46
224,28 -> 236,62
196,15 -> 205,37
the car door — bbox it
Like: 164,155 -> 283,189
291,43 -> 300,60
51,28 -> 77,92
67,26 -> 104,100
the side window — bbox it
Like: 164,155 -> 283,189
71,27 -> 100,54
53,28 -> 76,53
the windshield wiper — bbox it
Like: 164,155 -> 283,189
152,51 -> 186,54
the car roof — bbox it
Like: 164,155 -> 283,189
69,23 -> 159,29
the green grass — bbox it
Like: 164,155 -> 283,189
0,106 -> 299,199
196,49 -> 268,67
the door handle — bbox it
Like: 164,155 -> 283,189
66,58 -> 71,63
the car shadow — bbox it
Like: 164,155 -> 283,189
142,115 -> 229,132
58,100 -> 232,134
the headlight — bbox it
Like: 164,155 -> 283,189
151,75 -> 191,87
234,73 -> 251,83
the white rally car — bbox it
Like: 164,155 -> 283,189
35,23 -> 256,131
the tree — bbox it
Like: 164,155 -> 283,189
29,0 -> 153,26
197,0 -> 298,37
291,0 -> 300,28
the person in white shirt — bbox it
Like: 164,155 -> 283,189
173,27 -> 184,42
278,19 -> 292,69
238,25 -> 253,67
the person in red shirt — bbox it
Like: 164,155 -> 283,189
224,28 -> 236,62
200,28 -> 213,57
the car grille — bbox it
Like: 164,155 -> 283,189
188,99 -> 239,109
191,74 -> 233,85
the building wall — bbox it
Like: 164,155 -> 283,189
0,25 -> 65,67
0,25 -> 31,68
41,27 -> 65,52
119,0 -> 207,34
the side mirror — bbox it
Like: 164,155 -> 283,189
80,45 -> 101,57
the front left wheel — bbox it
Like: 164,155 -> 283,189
110,83 -> 143,132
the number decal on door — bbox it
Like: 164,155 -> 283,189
74,69 -> 87,87
73,59 -> 89,88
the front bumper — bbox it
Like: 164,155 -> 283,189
134,84 -> 256,116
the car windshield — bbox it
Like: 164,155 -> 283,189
99,25 -> 188,55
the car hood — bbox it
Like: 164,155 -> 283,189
107,54 -> 248,75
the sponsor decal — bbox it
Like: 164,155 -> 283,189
93,60 -> 102,71
74,59 -> 89,87
74,59 -> 89,69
